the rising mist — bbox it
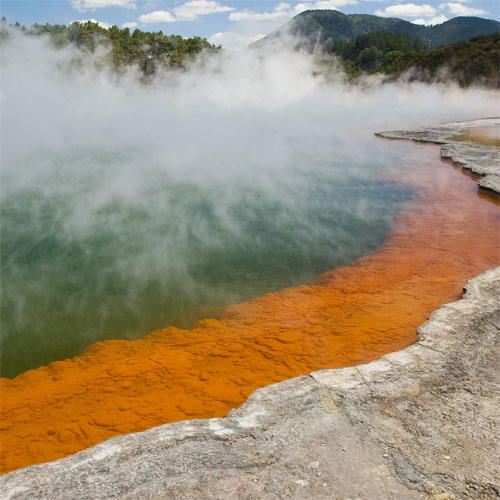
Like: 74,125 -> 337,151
1,28 -> 498,377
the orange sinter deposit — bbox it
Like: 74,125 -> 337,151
1,144 -> 499,474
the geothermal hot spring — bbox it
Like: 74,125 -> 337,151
1,33 -> 499,473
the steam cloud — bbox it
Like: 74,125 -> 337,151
1,29 -> 497,377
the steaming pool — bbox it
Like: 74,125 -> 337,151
1,149 -> 415,378
3,33 -> 500,381
3,31 -> 500,474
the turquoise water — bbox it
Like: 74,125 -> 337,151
0,150 -> 414,378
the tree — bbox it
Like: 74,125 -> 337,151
383,50 -> 403,66
356,46 -> 383,70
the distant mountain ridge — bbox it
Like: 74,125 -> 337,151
251,10 -> 500,50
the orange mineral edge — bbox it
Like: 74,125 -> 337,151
1,144 -> 499,474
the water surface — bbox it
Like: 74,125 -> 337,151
1,147 -> 414,377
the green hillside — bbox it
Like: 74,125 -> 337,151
325,31 -> 426,74
383,32 -> 500,87
322,28 -> 499,88
429,16 -> 500,47
251,10 -> 500,50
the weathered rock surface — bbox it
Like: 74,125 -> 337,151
376,118 -> 500,194
2,267 -> 499,500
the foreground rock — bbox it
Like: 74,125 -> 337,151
2,267 -> 499,499
376,118 -> 500,194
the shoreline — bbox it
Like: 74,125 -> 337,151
375,117 -> 500,194
2,267 -> 498,499
0,120 -> 500,499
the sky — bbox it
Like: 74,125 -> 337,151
1,0 -> 499,49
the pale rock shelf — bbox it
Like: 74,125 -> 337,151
376,118 -> 500,194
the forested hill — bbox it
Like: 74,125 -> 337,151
383,32 -> 500,88
0,19 -> 219,75
322,29 -> 499,88
251,10 -> 500,51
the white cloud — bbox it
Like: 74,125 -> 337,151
208,31 -> 266,50
121,21 -> 138,28
138,1 -> 234,24
375,3 -> 437,17
174,0 -> 234,21
229,0 -> 356,22
439,2 -> 487,15
413,14 -> 448,24
298,0 -> 357,11
275,2 -> 292,11
69,18 -> 112,28
229,7 -> 292,22
138,10 -> 176,23
70,0 -> 136,11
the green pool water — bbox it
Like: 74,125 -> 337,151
0,148 -> 414,378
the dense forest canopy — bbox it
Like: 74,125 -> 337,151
382,32 -> 500,88
317,29 -> 500,88
325,31 -> 426,72
325,30 -> 500,88
0,17 -> 220,75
